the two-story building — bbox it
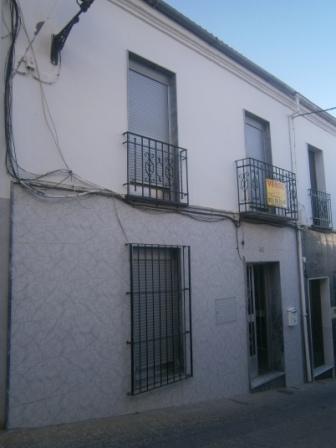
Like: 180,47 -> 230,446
293,99 -> 336,381
1,0 -> 336,429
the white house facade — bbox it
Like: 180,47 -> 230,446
1,0 -> 336,429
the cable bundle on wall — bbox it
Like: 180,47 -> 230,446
3,0 -> 120,199
4,0 -> 20,179
3,0 -> 241,237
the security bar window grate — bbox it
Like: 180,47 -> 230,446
236,157 -> 298,220
123,132 -> 189,206
309,189 -> 333,229
128,244 -> 192,395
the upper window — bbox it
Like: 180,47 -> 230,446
308,145 -> 325,193
308,145 -> 332,229
124,54 -> 188,205
236,112 -> 297,220
244,112 -> 272,164
128,55 -> 175,143
128,244 -> 193,395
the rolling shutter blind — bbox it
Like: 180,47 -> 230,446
127,60 -> 177,196
128,68 -> 170,142
245,116 -> 267,162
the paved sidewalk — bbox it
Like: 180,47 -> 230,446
1,380 -> 336,448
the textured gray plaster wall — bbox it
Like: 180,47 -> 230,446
8,186 -> 248,428
8,186 -> 304,428
303,229 -> 336,304
0,197 -> 10,428
302,228 -> 336,365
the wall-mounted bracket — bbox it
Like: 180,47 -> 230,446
50,0 -> 95,65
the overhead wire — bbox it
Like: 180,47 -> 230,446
293,106 -> 336,119
17,1 -> 69,170
4,0 -> 112,199
3,0 -> 281,268
4,0 -> 21,179
5,0 -> 236,208
15,0 -> 62,74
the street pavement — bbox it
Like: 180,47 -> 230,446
1,379 -> 336,448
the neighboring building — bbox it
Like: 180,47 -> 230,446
0,0 -> 335,429
294,111 -> 336,380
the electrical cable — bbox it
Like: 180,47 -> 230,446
4,0 -> 113,199
15,19 -> 45,74
234,221 -> 244,263
3,0 -> 299,242
4,0 -> 21,179
15,0 -> 62,77
113,198 -> 129,242
293,106 -> 336,119
17,3 -> 68,169
1,1 -> 243,213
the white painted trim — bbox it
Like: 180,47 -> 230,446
108,0 -> 336,136
307,277 -> 334,375
251,371 -> 285,389
313,364 -> 333,378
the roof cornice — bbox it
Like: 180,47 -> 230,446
142,0 -> 336,131
108,0 -> 336,134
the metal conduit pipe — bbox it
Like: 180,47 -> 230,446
296,226 -> 312,382
289,94 -> 312,382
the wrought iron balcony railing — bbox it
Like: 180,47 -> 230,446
309,189 -> 332,229
236,158 -> 298,220
123,132 -> 189,206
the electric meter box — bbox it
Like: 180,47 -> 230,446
287,307 -> 298,327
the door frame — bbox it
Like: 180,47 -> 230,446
246,262 -> 284,388
244,110 -> 272,165
307,276 -> 334,377
247,264 -> 258,380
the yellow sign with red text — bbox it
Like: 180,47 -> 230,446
266,179 -> 287,209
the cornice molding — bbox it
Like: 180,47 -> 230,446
108,0 -> 336,136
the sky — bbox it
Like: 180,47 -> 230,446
165,0 -> 336,116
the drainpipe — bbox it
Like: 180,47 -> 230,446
296,227 -> 312,382
289,94 -> 312,382
288,93 -> 300,173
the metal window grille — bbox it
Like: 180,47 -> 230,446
236,157 -> 298,220
123,132 -> 189,206
309,189 -> 333,229
128,244 -> 193,395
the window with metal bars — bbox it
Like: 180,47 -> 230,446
124,131 -> 189,205
128,244 -> 193,395
235,158 -> 298,220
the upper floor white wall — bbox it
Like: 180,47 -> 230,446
294,116 -> 336,226
2,0 -> 336,225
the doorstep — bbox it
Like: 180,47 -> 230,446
251,371 -> 285,390
313,364 -> 334,379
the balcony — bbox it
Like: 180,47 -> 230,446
123,132 -> 189,206
236,158 -> 298,222
309,189 -> 332,230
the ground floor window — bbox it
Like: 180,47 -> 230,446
128,244 -> 192,394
